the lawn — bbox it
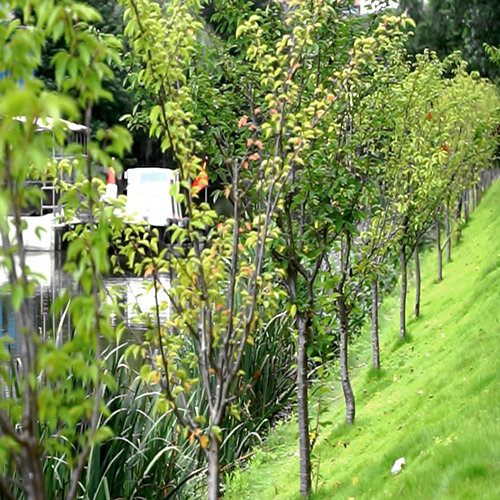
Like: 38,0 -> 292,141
225,179 -> 500,500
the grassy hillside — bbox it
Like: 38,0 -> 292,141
225,180 -> 500,500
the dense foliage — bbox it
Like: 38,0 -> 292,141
399,0 -> 500,80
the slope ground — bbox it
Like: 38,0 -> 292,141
225,180 -> 500,500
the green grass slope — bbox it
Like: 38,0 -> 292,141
225,180 -> 500,500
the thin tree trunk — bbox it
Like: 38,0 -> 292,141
454,197 -> 462,243
445,205 -> 451,262
207,435 -> 221,500
455,195 -> 462,222
337,295 -> 355,424
371,276 -> 380,370
414,246 -> 421,319
463,190 -> 469,223
2,151 -> 47,500
436,217 -> 442,282
399,250 -> 407,339
296,313 -> 311,497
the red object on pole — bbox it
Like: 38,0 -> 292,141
104,166 -> 118,200
107,166 -> 116,185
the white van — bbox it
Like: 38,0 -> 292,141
124,167 -> 183,228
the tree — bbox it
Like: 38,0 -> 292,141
377,50 -> 447,338
399,0 -> 500,80
0,2 -> 131,499
118,0 -> 337,498
269,11 -> 415,492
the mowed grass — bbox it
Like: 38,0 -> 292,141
225,180 -> 500,500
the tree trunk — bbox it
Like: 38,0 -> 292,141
337,295 -> 355,424
455,195 -> 462,222
463,190 -> 469,223
207,435 -> 221,500
445,205 -> 451,262
399,250 -> 407,339
436,217 -> 442,282
371,277 -> 380,370
414,246 -> 421,319
296,313 -> 311,497
15,302 -> 46,500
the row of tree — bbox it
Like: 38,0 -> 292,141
118,1 -> 500,498
0,0 -> 499,499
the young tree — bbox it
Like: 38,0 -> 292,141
270,11 -> 413,491
0,2 -> 131,499
380,51 -> 447,337
119,0 -> 345,497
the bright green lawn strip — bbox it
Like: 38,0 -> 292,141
225,180 -> 500,500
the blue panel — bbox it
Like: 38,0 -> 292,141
141,172 -> 168,183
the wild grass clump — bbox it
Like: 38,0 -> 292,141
41,310 -> 296,500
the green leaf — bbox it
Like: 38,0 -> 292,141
11,286 -> 23,312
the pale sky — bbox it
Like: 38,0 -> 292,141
358,0 -> 399,15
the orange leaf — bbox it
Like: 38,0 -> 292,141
245,222 -> 252,231
238,115 -> 248,128
191,165 -> 208,196
200,435 -> 208,449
